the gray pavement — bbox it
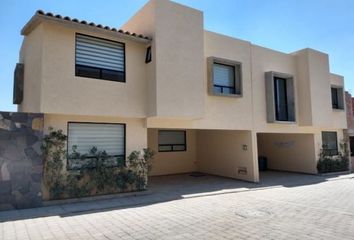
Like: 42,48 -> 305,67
1,171 -> 354,240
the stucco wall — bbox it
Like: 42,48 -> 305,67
148,129 -> 197,176
194,31 -> 253,130
18,24 -> 44,113
257,133 -> 317,174
121,0 -> 157,117
123,0 -> 205,119
196,130 -> 256,182
22,21 -> 149,118
292,49 -> 346,129
251,45 -> 298,132
18,0 -> 347,134
330,74 -> 347,129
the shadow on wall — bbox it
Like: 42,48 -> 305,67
257,133 -> 317,174
0,170 -> 346,222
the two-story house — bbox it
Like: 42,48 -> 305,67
15,0 -> 347,184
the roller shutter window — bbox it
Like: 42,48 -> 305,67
158,130 -> 186,152
68,122 -> 125,159
212,62 -> 242,95
75,34 -> 125,82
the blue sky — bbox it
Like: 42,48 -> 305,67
1,0 -> 353,111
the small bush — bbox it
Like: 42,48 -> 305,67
317,140 -> 349,174
42,128 -> 155,200
317,157 -> 349,173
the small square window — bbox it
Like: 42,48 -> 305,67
208,57 -> 242,97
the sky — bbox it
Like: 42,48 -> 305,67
1,0 -> 353,111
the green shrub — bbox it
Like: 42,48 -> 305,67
317,140 -> 349,174
42,128 -> 155,200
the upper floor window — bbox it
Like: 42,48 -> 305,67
331,86 -> 344,110
208,57 -> 242,97
321,131 -> 338,156
274,77 -> 289,121
265,72 -> 295,123
145,46 -> 152,63
75,34 -> 125,82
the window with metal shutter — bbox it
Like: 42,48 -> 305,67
67,123 -> 125,157
75,34 -> 125,82
158,130 -> 186,152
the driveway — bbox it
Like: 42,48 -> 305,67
1,171 -> 354,239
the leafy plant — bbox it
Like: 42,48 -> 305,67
317,139 -> 349,173
42,127 -> 155,200
127,148 -> 155,190
42,127 -> 67,199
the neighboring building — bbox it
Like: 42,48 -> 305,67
345,91 -> 354,171
14,0 -> 347,184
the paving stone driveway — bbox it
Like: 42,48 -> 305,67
1,171 -> 354,240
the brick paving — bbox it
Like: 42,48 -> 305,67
1,172 -> 354,240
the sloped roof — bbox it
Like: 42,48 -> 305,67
21,10 -> 151,43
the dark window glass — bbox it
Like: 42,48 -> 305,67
274,77 -> 289,121
158,130 -> 186,152
331,88 -> 339,109
145,46 -> 152,63
76,65 -> 100,79
350,137 -> 354,157
331,88 -> 338,109
101,69 -> 125,82
75,65 -> 124,82
322,131 -> 338,156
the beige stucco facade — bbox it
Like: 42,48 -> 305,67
16,0 -> 348,183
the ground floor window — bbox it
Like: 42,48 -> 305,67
321,131 -> 338,156
67,122 -> 125,169
158,130 -> 186,152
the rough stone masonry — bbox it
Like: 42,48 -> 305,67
0,111 -> 44,210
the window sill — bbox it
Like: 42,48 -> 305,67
210,92 -> 243,98
271,120 -> 297,124
332,108 -> 345,112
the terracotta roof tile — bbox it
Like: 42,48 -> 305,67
35,10 -> 151,41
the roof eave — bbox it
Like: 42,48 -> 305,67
21,14 -> 152,44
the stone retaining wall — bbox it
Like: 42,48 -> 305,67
0,112 -> 44,210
